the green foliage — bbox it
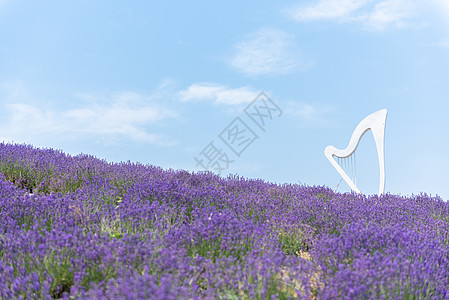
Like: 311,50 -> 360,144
186,235 -> 254,264
99,216 -> 124,240
278,227 -> 309,255
0,161 -> 53,193
219,274 -> 298,300
46,253 -> 74,298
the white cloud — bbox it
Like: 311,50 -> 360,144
284,101 -> 335,127
0,80 -> 29,102
287,0 -> 420,31
230,28 -> 313,76
434,0 -> 449,28
437,0 -> 449,15
436,39 -> 449,47
0,91 -> 179,146
178,83 -> 260,105
364,0 -> 418,30
289,0 -> 373,20
424,38 -> 449,48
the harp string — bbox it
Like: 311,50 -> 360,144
336,153 -> 357,190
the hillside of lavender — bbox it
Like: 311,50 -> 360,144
0,142 -> 448,299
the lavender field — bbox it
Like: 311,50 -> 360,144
0,142 -> 448,299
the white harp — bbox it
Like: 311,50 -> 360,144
324,109 -> 387,196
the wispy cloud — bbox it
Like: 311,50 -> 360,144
288,0 -> 372,20
423,37 -> 449,48
0,91 -> 179,146
365,0 -> 418,30
284,101 -> 335,127
435,0 -> 449,28
437,0 -> 449,15
230,28 -> 314,76
436,39 -> 449,48
178,83 -> 260,105
286,0 -> 420,31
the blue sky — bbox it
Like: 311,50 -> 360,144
0,0 -> 448,199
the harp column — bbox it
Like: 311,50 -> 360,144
324,109 -> 387,196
